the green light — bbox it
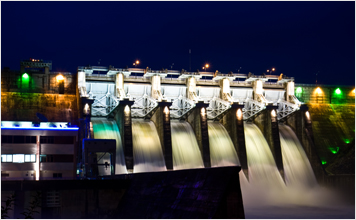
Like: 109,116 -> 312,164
329,147 -> 339,154
344,139 -> 350,144
22,73 -> 29,79
321,160 -> 327,165
334,88 -> 341,95
296,87 -> 303,93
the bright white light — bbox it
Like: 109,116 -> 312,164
164,106 -> 170,114
25,155 -> 31,162
305,111 -> 310,120
315,87 -> 322,94
13,154 -> 25,163
25,154 -> 36,162
124,105 -> 130,114
201,107 -> 206,116
56,74 -> 64,82
271,109 -> 276,117
84,103 -> 90,115
6,155 -> 12,162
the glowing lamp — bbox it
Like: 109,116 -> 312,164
124,105 -> 130,114
22,73 -> 29,79
164,106 -> 170,114
236,109 -> 242,119
335,88 -> 341,95
296,87 -> 303,93
315,87 -> 322,94
83,103 -> 90,115
201,107 -> 206,116
205,64 -> 209,68
305,111 -> 310,120
56,74 -> 64,82
136,60 -> 140,64
271,109 -> 276,117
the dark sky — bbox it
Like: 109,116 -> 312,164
1,1 -> 355,85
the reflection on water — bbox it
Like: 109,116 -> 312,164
208,122 -> 240,167
91,117 -> 127,175
171,121 -> 204,170
132,120 -> 166,173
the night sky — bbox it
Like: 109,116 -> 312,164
2,1 -> 355,85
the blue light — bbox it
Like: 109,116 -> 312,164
1,127 -> 79,131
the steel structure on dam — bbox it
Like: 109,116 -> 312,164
76,65 -> 314,182
77,66 -> 302,121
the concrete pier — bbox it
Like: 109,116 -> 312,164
109,98 -> 135,173
221,103 -> 248,178
151,101 -> 173,170
187,101 -> 211,168
254,105 -> 285,180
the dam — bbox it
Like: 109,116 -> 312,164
1,64 -> 354,218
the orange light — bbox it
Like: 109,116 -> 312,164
315,87 -> 322,94
272,68 -> 275,71
136,60 -> 140,64
56,74 -> 64,82
236,109 -> 242,119
205,64 -> 209,68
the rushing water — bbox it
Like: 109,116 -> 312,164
279,124 -> 318,188
91,117 -> 127,175
171,121 -> 204,170
243,123 -> 285,187
208,122 -> 240,167
241,122 -> 353,218
132,120 -> 166,173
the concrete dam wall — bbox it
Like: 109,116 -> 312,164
1,92 -> 79,122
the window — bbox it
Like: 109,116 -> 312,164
40,136 -> 54,144
40,155 -> 47,162
25,154 -> 36,162
13,136 -> 25,143
1,155 -> 13,162
53,173 -> 62,178
1,173 -> 9,177
40,136 -> 74,144
53,136 -> 74,144
13,154 -> 25,163
1,135 -> 36,144
39,155 -> 73,163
